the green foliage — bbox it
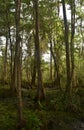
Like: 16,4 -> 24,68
76,60 -> 84,87
0,0 -> 84,129
0,86 -> 84,130
0,99 -> 16,130
23,111 -> 42,130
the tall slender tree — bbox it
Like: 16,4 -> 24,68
62,0 -> 71,100
70,0 -> 75,87
14,0 -> 24,128
3,36 -> 8,84
34,0 -> 45,103
50,41 -> 53,80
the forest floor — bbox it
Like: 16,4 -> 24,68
0,85 -> 84,130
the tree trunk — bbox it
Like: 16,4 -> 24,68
50,41 -> 53,80
34,0 -> 45,102
70,0 -> 75,88
62,0 -> 71,99
14,0 -> 23,128
3,36 -> 8,84
50,43 -> 61,91
31,51 -> 36,88
7,24 -> 14,92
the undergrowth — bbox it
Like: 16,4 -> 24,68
0,85 -> 84,130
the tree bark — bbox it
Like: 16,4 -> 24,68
31,51 -> 36,88
62,0 -> 71,98
3,36 -> 8,84
50,41 -> 53,80
50,43 -> 61,91
70,0 -> 75,88
14,0 -> 23,127
34,0 -> 45,102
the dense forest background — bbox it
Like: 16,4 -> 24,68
0,0 -> 84,130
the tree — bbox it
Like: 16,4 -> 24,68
70,0 -> 75,88
14,0 -> 24,128
33,0 -> 45,103
62,0 -> 71,100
